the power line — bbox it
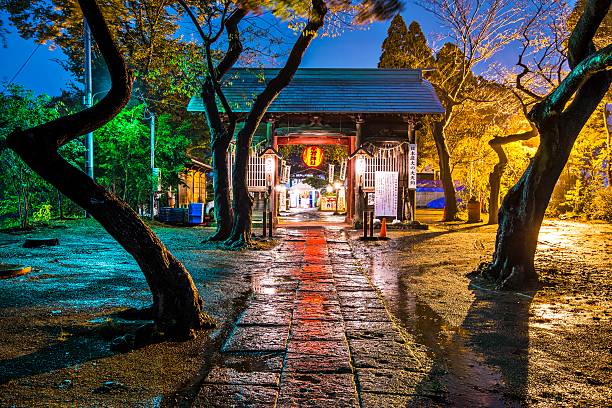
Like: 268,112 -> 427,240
2,43 -> 42,90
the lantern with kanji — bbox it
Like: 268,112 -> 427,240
302,146 -> 324,168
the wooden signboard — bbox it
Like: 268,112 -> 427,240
374,171 -> 398,218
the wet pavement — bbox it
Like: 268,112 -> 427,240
193,226 -> 436,407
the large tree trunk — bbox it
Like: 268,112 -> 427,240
482,0 -> 612,289
7,0 -> 211,339
432,121 -> 459,221
226,133 -> 253,247
208,132 -> 233,241
224,0 -> 328,247
482,129 -> 567,288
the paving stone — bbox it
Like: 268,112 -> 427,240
223,325 -> 289,353
300,282 -> 337,292
238,302 -> 293,326
344,321 -> 405,343
349,339 -> 423,369
223,353 -> 285,373
204,367 -> 279,387
285,353 -> 353,374
338,297 -> 384,309
287,340 -> 349,356
336,290 -> 379,300
341,307 -> 390,322
196,384 -> 278,407
291,319 -> 346,341
294,305 -> 343,321
277,374 -> 358,407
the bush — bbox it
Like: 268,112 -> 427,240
33,204 -> 52,225
587,188 -> 612,222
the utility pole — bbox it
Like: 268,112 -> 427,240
150,112 -> 156,221
84,20 -> 94,180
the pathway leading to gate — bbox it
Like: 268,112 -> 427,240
195,227 -> 436,407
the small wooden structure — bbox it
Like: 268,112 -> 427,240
178,158 -> 211,207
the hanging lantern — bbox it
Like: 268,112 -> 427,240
302,146 -> 324,168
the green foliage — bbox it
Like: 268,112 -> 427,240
33,204 -> 52,225
379,17 -> 434,68
94,104 -> 191,209
0,85 -> 83,228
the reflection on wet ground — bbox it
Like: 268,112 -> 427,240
363,253 -> 516,407
278,208 -> 347,226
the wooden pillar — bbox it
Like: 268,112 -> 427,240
346,136 -> 356,224
269,118 -> 278,227
354,116 -> 365,226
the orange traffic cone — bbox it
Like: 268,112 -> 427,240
379,218 -> 387,239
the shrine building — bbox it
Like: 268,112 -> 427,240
187,68 -> 444,225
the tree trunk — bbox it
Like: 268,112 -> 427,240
6,0 -> 212,339
482,0 -> 611,289
432,121 -> 458,221
208,133 -> 233,241
481,128 -> 566,289
226,132 -> 253,247
487,127 -> 538,226
487,160 -> 504,225
222,0 -> 328,247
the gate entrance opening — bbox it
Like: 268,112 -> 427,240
275,134 -> 353,226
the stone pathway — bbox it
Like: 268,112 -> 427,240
195,227 -> 436,407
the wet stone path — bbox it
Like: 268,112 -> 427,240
195,227 -> 435,407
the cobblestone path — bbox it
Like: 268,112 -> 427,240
195,227 -> 435,407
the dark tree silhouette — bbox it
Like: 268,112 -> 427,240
481,0 -> 612,289
6,0 -> 212,339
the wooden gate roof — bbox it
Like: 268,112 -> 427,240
187,68 -> 445,115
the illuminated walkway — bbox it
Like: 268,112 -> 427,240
195,227 -> 432,407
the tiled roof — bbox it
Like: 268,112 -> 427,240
187,68 -> 445,115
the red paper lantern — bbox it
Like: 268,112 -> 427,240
302,146 -> 324,168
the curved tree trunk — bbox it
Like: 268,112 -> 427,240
482,131 -> 566,288
482,0 -> 612,289
488,127 -> 538,226
487,159 -> 505,225
432,121 -> 458,221
224,0 -> 328,247
7,0 -> 211,339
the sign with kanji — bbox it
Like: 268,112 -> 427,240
302,146 -> 324,168
408,143 -> 417,189
374,171 -> 398,218
339,159 -> 347,181
281,164 -> 291,184
328,164 -> 335,182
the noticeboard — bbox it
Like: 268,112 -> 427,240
374,171 -> 398,218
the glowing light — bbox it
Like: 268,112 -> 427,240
302,146 -> 324,168
334,181 -> 341,190
326,185 -> 333,193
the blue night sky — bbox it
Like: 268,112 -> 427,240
0,5 -> 512,97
